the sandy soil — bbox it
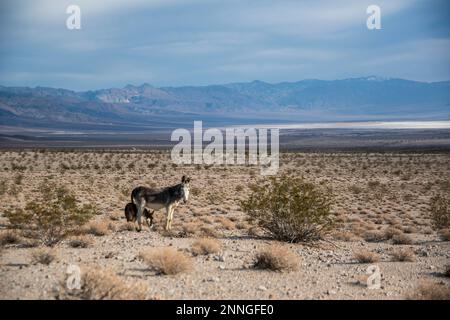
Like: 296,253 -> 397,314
0,150 -> 449,300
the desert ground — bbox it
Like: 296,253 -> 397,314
0,150 -> 449,300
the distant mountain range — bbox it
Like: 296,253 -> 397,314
1,77 -> 449,131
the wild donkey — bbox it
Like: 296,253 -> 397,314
131,175 -> 191,231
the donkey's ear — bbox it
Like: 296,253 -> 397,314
181,175 -> 186,183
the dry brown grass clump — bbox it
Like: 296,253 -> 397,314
118,222 -> 136,232
354,249 -> 380,263
253,244 -> 299,272
30,247 -> 57,265
332,231 -> 358,242
139,247 -> 193,275
182,222 -> 200,236
363,230 -> 385,243
83,220 -> 110,236
68,236 -> 92,248
191,238 -> 221,256
391,232 -> 413,245
65,268 -> 148,300
407,280 -> 450,300
390,248 -> 416,262
0,230 -> 21,246
199,226 -> 219,238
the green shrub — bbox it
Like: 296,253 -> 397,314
4,182 -> 97,246
240,175 -> 334,242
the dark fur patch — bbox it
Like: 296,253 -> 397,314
124,202 -> 153,224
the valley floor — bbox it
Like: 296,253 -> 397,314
0,150 -> 449,299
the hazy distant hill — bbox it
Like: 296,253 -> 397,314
0,77 -> 449,130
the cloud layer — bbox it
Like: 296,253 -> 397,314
0,0 -> 449,90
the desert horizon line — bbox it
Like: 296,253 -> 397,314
2,75 -> 450,93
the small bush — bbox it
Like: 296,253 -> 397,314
407,280 -> 450,300
182,222 -> 200,236
191,238 -> 221,255
68,236 -> 92,248
84,221 -> 110,236
430,194 -> 450,229
63,268 -> 148,300
390,248 -> 416,262
31,247 -> 57,265
4,183 -> 97,246
118,222 -> 136,232
139,247 -> 193,275
241,175 -> 333,242
354,249 -> 380,263
200,226 -> 219,238
0,231 -> 21,246
391,232 -> 413,245
253,244 -> 299,272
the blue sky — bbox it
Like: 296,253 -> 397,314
0,0 -> 449,90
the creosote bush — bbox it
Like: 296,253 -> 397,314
4,182 -> 97,246
240,175 -> 333,242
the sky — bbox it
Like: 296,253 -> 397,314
0,0 -> 449,91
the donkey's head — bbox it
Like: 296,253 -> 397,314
181,175 -> 191,203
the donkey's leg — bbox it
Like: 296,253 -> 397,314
168,207 -> 175,230
136,201 -> 146,232
165,206 -> 172,231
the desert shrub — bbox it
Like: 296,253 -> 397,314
430,194 -> 450,229
391,232 -> 413,245
83,220 -> 110,236
354,249 -> 380,263
118,222 -> 136,232
200,226 -> 219,238
390,248 -> 416,262
4,183 -> 97,246
407,280 -> 450,300
240,175 -> 333,242
383,227 -> 403,240
0,231 -> 21,246
31,247 -> 57,265
182,222 -> 200,236
191,238 -> 221,255
68,236 -> 92,248
139,247 -> 193,275
253,244 -> 299,271
62,268 -> 148,300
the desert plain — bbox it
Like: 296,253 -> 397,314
0,150 -> 449,300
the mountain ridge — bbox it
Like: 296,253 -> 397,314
1,77 -> 449,130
